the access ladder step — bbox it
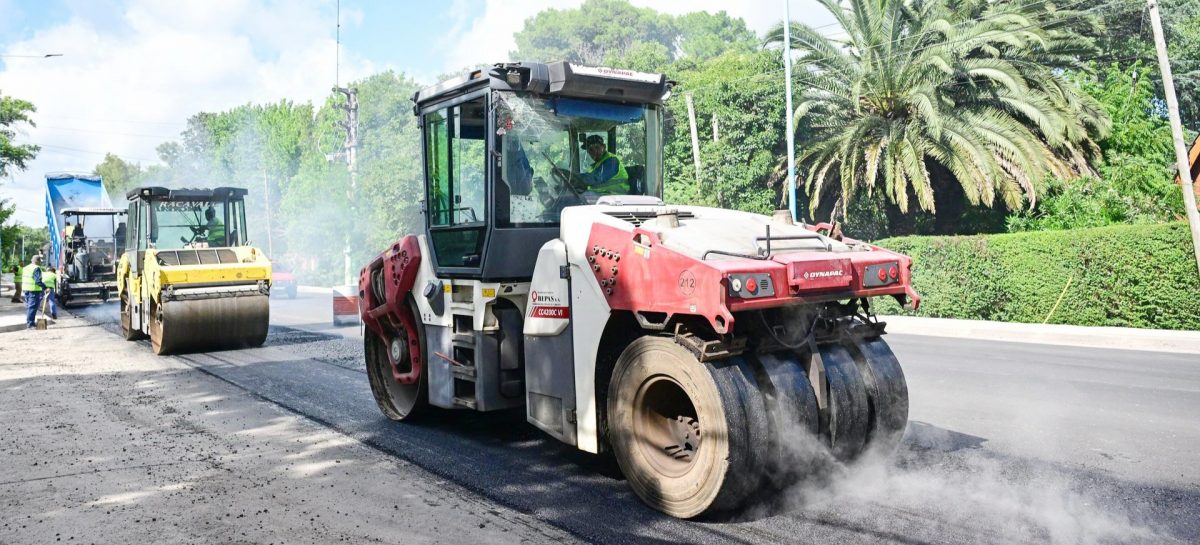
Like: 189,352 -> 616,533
452,397 -> 477,409
451,365 -> 477,380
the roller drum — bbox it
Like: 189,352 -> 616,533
152,294 -> 269,355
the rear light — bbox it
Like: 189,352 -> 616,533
863,261 -> 901,288
727,273 -> 774,299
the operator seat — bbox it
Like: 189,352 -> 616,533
626,165 -> 645,195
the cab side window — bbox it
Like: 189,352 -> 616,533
425,95 -> 488,268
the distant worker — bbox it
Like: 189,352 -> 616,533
114,221 -> 127,251
63,221 -> 76,240
42,267 -> 58,320
204,207 -> 225,246
21,256 -> 47,329
9,264 -> 21,303
575,135 -> 628,195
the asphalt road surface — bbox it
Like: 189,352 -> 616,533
71,293 -> 1199,545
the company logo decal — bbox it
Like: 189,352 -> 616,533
530,290 -> 563,304
530,290 -> 569,319
802,270 -> 844,280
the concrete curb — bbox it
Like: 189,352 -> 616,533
0,318 -> 57,334
880,315 -> 1200,355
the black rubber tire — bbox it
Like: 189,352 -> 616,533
753,352 -> 824,482
818,343 -> 871,461
150,302 -> 168,355
365,303 -> 427,421
847,336 -> 909,455
607,337 -> 769,518
120,292 -> 146,341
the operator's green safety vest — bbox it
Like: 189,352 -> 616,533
43,270 -> 57,290
207,220 -> 225,246
588,152 -> 629,195
20,264 -> 44,293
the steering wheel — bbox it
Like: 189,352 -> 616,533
538,149 -> 587,201
180,225 -> 206,245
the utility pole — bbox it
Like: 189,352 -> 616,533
333,86 -> 359,287
1148,0 -> 1200,276
685,93 -> 702,187
261,165 -> 274,257
782,0 -> 798,222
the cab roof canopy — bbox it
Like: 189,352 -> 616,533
46,172 -> 103,182
412,61 -> 671,111
61,207 -> 127,216
126,186 -> 249,201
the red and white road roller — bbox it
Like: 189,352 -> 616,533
360,62 -> 920,518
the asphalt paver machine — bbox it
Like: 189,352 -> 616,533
117,186 -> 272,355
359,62 -> 920,517
56,207 -> 126,306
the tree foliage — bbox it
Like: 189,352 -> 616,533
94,153 -> 144,203
1007,63 -> 1183,231
767,0 -> 1111,218
0,93 -> 40,177
512,0 -> 755,66
664,51 -> 787,214
1091,0 -> 1200,131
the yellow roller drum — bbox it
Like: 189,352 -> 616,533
149,291 -> 269,355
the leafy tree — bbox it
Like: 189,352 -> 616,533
1091,0 -> 1200,131
672,11 -> 756,63
93,153 -> 145,202
1,94 -> 40,177
513,0 -> 675,65
766,0 -> 1110,221
1,199 -> 19,269
1008,63 -> 1183,231
663,51 -> 788,214
513,0 -> 755,68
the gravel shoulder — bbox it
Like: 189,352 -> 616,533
0,314 -> 577,545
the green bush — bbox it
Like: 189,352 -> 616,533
875,223 -> 1200,330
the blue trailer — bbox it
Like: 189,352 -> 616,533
44,173 -> 126,305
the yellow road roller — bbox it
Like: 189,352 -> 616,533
117,186 -> 271,355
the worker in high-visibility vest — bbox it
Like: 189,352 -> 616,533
42,267 -> 58,320
20,255 -> 48,329
576,134 -> 629,195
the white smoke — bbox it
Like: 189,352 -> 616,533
759,422 -> 1176,545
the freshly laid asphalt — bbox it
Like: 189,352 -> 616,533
72,293 -> 1199,545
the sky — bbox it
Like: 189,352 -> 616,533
0,0 -> 834,225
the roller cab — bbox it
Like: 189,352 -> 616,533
117,186 -> 271,355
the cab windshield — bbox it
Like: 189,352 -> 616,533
493,91 -> 662,226
149,199 -> 247,250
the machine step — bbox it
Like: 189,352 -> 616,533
452,397 -> 477,409
451,365 -> 477,380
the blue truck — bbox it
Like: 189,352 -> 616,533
44,173 -> 127,305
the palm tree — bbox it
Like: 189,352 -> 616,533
765,0 -> 1111,215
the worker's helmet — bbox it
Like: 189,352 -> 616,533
581,134 -> 605,150
31,255 -> 43,264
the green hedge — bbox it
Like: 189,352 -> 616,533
873,223 -> 1200,330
